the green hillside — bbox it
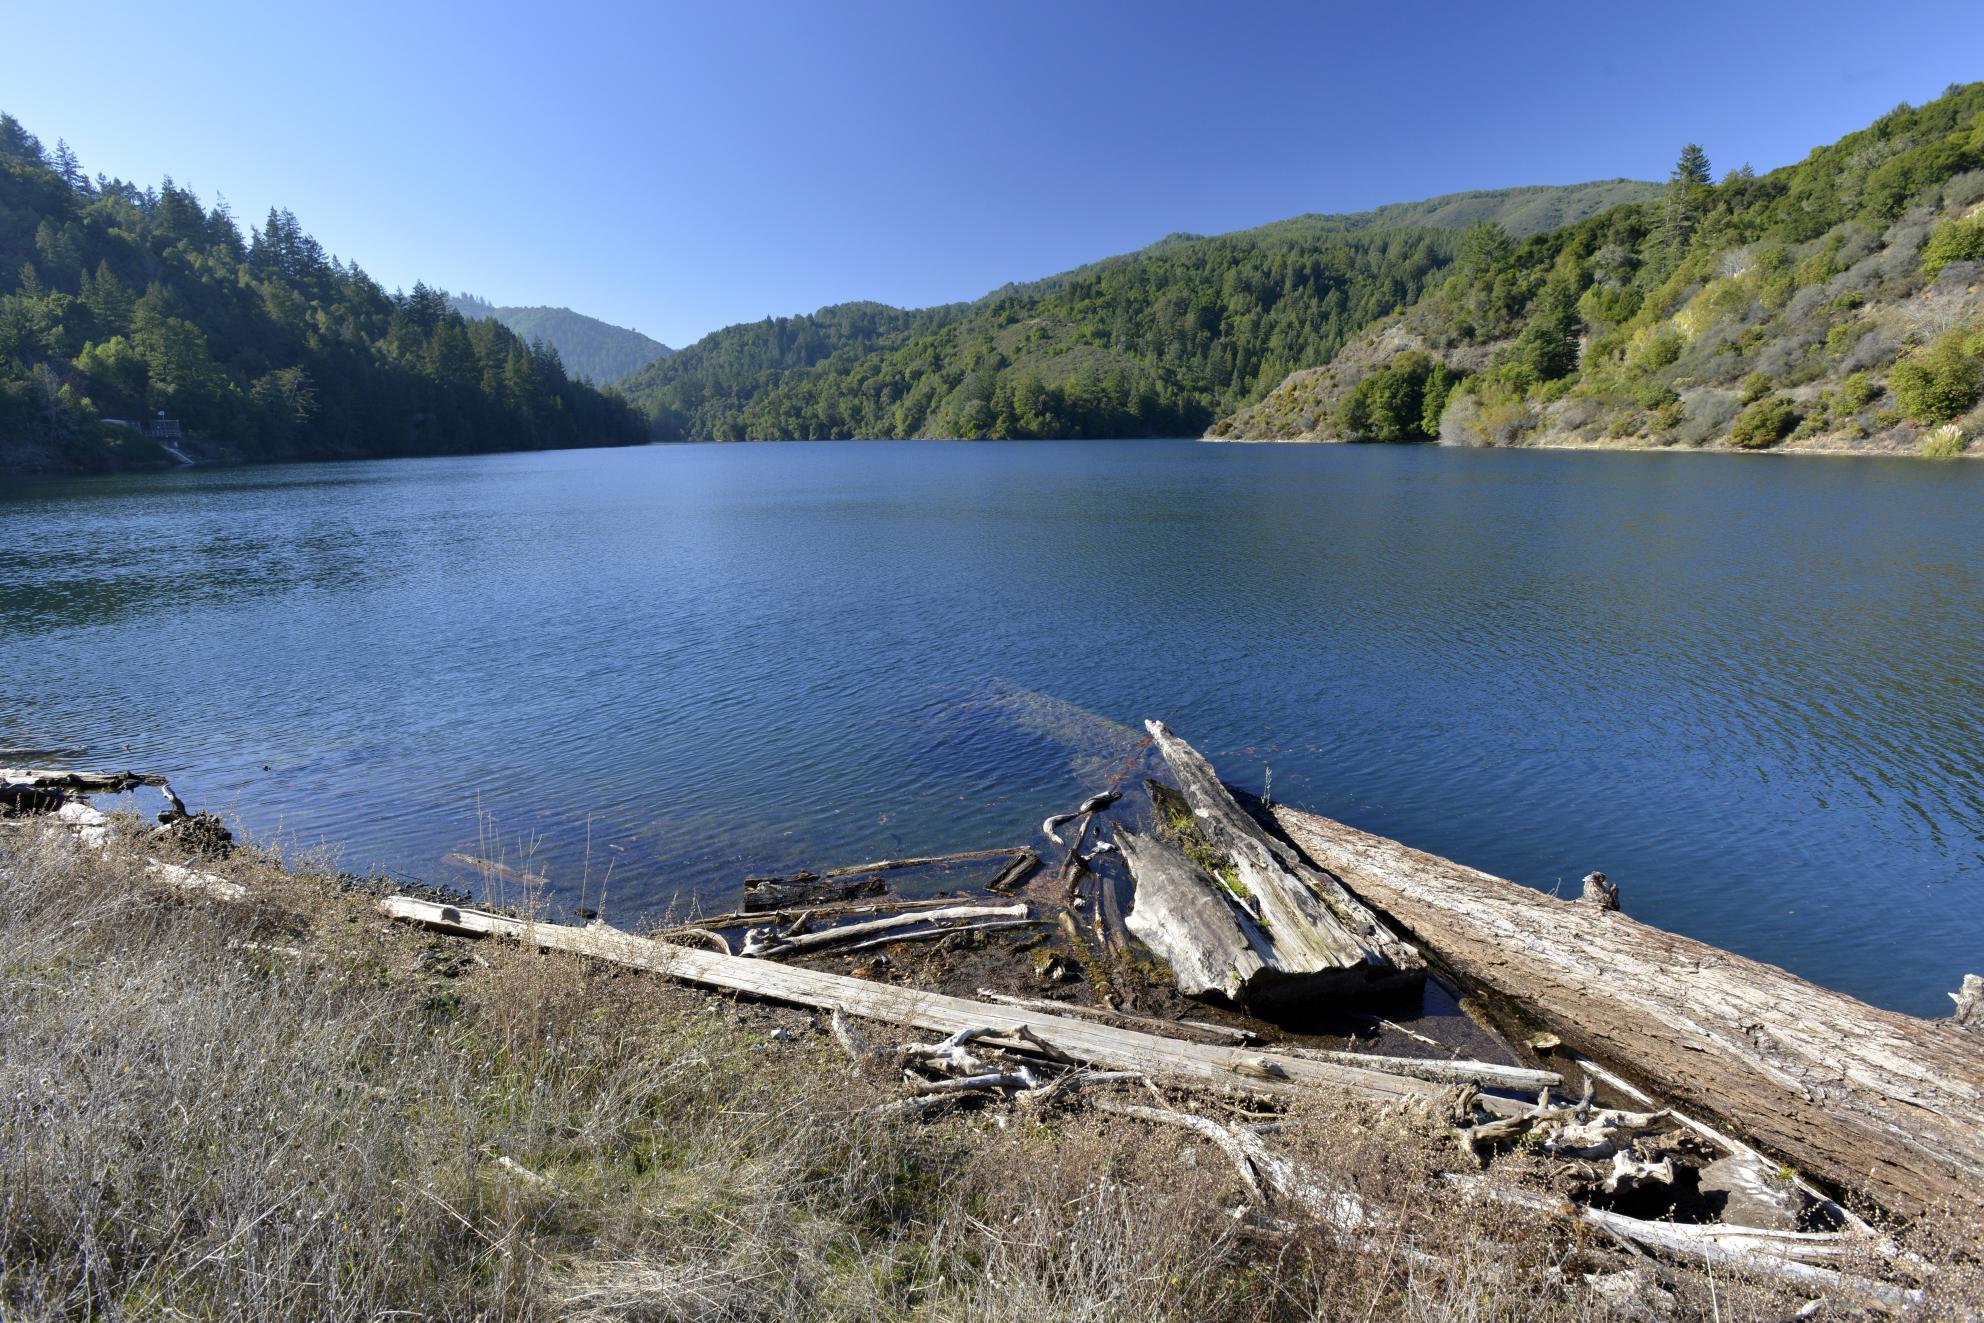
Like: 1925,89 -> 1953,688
1212,84 -> 1984,456
620,182 -> 1656,441
449,293 -> 671,384
0,116 -> 646,473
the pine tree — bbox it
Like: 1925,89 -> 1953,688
1653,143 -> 1715,261
1671,143 -> 1712,186
51,139 -> 86,191
0,113 -> 43,164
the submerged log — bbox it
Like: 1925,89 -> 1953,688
985,848 -> 1040,893
742,872 -> 888,911
1267,801 -> 1984,1218
742,846 -> 1036,911
1131,722 -> 1422,1008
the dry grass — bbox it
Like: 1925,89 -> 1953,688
0,821 -> 1976,1321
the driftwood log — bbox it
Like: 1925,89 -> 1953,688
739,903 -> 1028,957
1122,723 -> 1422,1008
1267,801 -> 1984,1218
376,895 -> 1532,1116
1952,974 -> 1981,1029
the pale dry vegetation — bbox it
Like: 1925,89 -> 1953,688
0,821 -> 1977,1320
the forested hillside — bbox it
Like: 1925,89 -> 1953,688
619,183 -> 1655,441
449,294 -> 670,384
0,115 -> 646,472
1213,83 -> 1984,456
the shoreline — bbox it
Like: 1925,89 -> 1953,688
1199,433 -> 1980,459
8,818 -> 1974,1318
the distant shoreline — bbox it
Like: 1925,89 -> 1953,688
1199,433 -> 1981,460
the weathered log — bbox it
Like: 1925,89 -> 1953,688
835,917 -> 1040,952
1270,1045 -> 1561,1093
751,846 -> 1034,890
741,873 -> 888,911
687,895 -> 970,929
741,903 -> 1028,957
1952,974 -> 1981,1029
1117,827 -> 1274,1003
985,848 -> 1040,893
1580,871 -> 1619,911
1565,1051 -> 1873,1240
0,768 -> 171,795
1130,723 -> 1422,1007
1445,1177 -> 1918,1312
972,989 -> 1257,1044
1267,801 -> 1984,1218
375,895 -> 1530,1115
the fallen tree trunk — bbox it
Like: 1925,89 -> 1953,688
740,903 -> 1029,957
1270,1046 -> 1561,1093
377,895 -> 1531,1116
1118,827 -> 1275,1003
1267,801 -> 1984,1218
1132,722 -> 1421,1008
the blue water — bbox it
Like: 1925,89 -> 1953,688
3,440 -> 1979,1016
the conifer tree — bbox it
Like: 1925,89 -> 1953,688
1671,143 -> 1712,186
51,138 -> 86,191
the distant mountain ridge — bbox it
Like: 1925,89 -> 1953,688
620,179 -> 1655,441
1210,83 -> 1984,457
0,114 -> 646,473
448,295 -> 671,384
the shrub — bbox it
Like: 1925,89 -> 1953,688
1636,331 -> 1684,370
1677,389 -> 1741,445
1922,423 -> 1972,458
1840,330 -> 1900,373
1889,329 -> 1984,424
1739,371 -> 1772,403
1840,371 -> 1881,411
1334,351 -> 1459,442
1728,395 -> 1799,448
1922,214 -> 1984,277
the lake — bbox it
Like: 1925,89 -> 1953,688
3,440 -> 1979,1016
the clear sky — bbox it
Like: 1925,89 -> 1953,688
6,1 -> 1981,348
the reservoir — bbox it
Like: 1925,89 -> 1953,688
3,439 -> 1978,1016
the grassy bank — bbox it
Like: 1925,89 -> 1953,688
1,822 -> 1976,1320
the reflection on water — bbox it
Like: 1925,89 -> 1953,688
2,440 -> 1979,1015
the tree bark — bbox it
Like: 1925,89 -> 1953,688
1129,722 -> 1423,1008
1266,800 -> 1984,1218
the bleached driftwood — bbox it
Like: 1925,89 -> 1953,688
1580,871 -> 1619,910
686,895 -> 972,930
835,918 -> 1040,952
1445,1176 -> 1918,1312
1088,1083 -> 1916,1312
1952,974 -> 1981,1029
1268,801 -> 1984,1218
1124,722 -> 1421,1007
1566,1052 -> 1877,1241
376,895 -> 1530,1115
1,768 -> 174,796
1090,1099 -> 1373,1228
740,903 -> 1028,957
1118,827 -> 1273,1003
973,989 -> 1257,1043
1271,1045 -> 1560,1093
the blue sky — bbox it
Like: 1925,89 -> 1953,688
6,1 -> 1981,348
